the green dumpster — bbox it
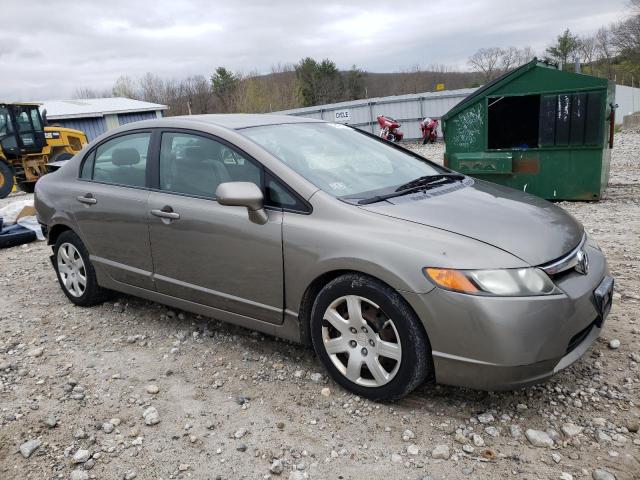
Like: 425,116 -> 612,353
441,59 -> 616,201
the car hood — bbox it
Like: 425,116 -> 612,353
360,179 -> 583,266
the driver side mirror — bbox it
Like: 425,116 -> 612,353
215,182 -> 268,225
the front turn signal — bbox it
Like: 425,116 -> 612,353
424,267 -> 479,294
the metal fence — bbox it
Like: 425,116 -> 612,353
275,88 -> 477,139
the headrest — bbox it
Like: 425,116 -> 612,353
111,148 -> 140,166
183,146 -> 206,161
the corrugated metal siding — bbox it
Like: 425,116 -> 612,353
54,117 -> 107,141
275,88 -> 477,139
615,85 -> 640,116
117,111 -> 158,125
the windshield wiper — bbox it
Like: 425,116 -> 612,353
394,173 -> 465,192
357,173 -> 465,205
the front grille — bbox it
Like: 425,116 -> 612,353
565,319 -> 596,355
540,234 -> 587,277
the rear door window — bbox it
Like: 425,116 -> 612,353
81,132 -> 151,188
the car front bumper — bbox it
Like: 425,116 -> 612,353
402,245 -> 612,390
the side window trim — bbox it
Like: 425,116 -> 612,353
77,129 -> 154,189
264,170 -> 312,215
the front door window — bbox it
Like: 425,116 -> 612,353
159,132 -> 261,198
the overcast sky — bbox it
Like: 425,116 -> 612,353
1,0 -> 629,101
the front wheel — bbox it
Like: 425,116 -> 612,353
0,161 -> 14,199
310,274 -> 433,401
53,231 -> 111,306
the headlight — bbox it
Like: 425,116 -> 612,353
424,267 -> 560,296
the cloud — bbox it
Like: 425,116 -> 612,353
0,0 -> 628,101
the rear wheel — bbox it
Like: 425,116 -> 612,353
53,231 -> 111,306
0,161 -> 14,199
310,273 -> 433,401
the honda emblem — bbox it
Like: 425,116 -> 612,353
575,249 -> 589,275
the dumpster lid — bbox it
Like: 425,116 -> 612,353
442,58 -> 553,122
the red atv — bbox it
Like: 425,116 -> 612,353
420,117 -> 439,144
377,115 -> 404,142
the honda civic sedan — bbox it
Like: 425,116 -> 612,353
35,114 -> 614,400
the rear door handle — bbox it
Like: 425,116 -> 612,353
150,207 -> 180,220
76,194 -> 97,205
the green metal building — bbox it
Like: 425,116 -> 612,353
441,59 -> 616,200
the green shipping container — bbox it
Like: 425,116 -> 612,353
441,59 -> 616,201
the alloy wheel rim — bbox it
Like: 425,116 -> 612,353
57,243 -> 87,298
0,171 -> 5,188
321,295 -> 402,387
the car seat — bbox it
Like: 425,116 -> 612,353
171,145 -> 231,197
108,148 -> 146,187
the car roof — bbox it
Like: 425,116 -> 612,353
146,113 -> 324,130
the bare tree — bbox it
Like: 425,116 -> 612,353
72,87 -> 112,99
139,73 -> 166,104
578,35 -> 598,73
610,13 -> 640,54
112,76 -> 139,99
180,75 -> 213,114
468,47 -> 503,82
499,47 -> 521,72
468,46 -> 534,83
516,46 -> 536,65
610,5 -> 640,80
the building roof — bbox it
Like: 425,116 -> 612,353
41,97 -> 168,120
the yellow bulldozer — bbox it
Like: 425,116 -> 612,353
0,102 -> 88,198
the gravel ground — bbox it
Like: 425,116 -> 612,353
0,134 -> 638,480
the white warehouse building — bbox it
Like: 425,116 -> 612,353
275,88 -> 477,139
277,83 -> 640,139
41,97 -> 168,141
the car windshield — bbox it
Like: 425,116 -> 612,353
241,122 -> 443,200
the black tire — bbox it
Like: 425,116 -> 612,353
0,161 -> 14,199
310,273 -> 433,401
17,182 -> 36,193
53,230 -> 111,306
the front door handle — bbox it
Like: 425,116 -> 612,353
76,193 -> 97,205
151,206 -> 180,220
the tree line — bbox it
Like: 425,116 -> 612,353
73,59 -> 369,116
73,3 -> 640,114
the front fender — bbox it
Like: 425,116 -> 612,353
282,192 -> 527,316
